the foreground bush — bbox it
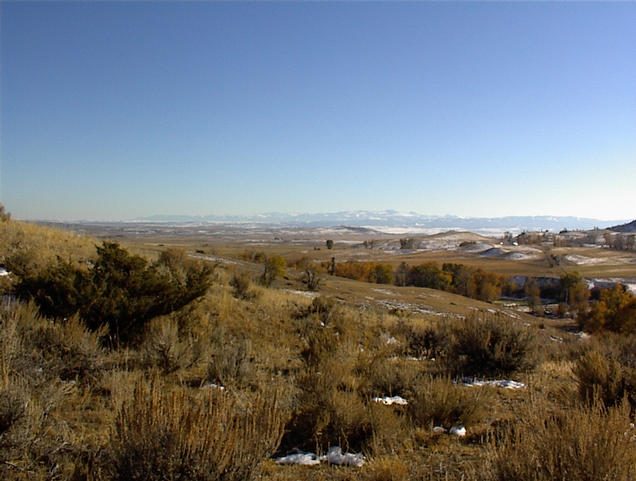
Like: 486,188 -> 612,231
485,400 -> 636,481
408,375 -> 491,429
107,378 -> 286,481
574,337 -> 636,409
14,242 -> 213,344
579,285 -> 636,334
445,315 -> 537,378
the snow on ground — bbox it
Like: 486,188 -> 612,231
564,254 -> 607,265
373,395 -> 408,406
449,425 -> 466,437
459,378 -> 526,389
285,289 -> 320,299
275,447 -> 365,467
371,288 -> 396,296
275,450 -> 320,466
587,278 -> 636,295
0,268 -> 9,276
322,447 -> 365,467
375,299 -> 465,319
201,382 -> 225,391
190,254 -> 238,265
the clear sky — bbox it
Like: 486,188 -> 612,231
1,1 -> 635,221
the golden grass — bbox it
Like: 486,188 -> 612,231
2,220 -> 635,481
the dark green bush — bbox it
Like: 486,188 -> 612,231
13,242 -> 213,344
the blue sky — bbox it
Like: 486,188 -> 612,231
1,2 -> 635,221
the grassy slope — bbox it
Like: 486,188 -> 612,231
1,219 -> 633,481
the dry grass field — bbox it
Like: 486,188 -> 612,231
1,218 -> 634,480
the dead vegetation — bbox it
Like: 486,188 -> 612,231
0,217 -> 634,480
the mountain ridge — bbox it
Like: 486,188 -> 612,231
609,219 -> 636,232
131,211 -> 628,233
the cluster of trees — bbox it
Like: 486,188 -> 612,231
604,232 -> 636,251
333,261 -> 394,284
579,285 -> 636,334
330,260 -> 510,302
11,242 -> 212,344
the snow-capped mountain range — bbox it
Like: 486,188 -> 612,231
134,211 -> 628,234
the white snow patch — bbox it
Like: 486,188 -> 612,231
321,446 -> 365,467
285,289 -> 319,299
0,268 -> 8,277
564,254 -> 606,265
201,382 -> 225,391
275,450 -> 320,466
190,254 -> 238,265
460,378 -> 526,389
371,288 -> 396,296
449,425 -> 466,437
433,426 -> 447,433
373,395 -> 408,406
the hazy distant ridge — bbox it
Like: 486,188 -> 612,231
609,219 -> 636,232
136,211 -> 627,232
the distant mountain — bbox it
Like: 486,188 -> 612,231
134,211 -> 628,234
609,219 -> 636,232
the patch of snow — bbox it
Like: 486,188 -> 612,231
460,378 -> 526,389
564,254 -> 606,265
371,288 -> 396,296
373,395 -> 408,406
406,356 -> 428,361
276,450 -> 320,466
285,289 -> 319,299
433,426 -> 447,433
375,299 -> 465,319
201,383 -> 225,391
576,331 -> 591,340
0,268 -> 8,277
190,254 -> 238,265
449,425 -> 466,437
321,446 -> 365,467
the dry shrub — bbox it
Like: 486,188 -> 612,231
367,403 -> 409,456
408,375 -> 491,429
28,315 -> 106,384
485,399 -> 636,481
283,358 -> 373,453
107,377 -> 286,481
229,272 -> 259,300
393,321 -> 447,359
2,300 -> 104,386
356,353 -> 422,399
0,302 -> 75,479
206,332 -> 255,388
364,456 -> 409,481
141,316 -> 208,375
445,315 -> 537,378
574,340 -> 635,409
